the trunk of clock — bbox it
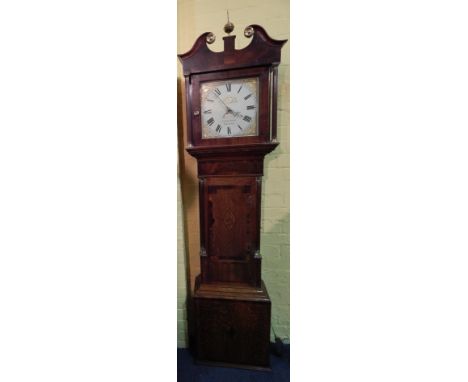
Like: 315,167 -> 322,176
187,144 -> 277,369
200,174 -> 262,286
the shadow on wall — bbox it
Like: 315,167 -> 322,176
261,151 -> 290,342
262,211 -> 290,343
177,173 -> 188,348
177,77 -> 197,349
177,77 -> 198,212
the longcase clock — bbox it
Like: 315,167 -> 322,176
178,23 -> 287,370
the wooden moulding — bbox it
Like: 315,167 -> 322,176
178,24 -> 287,76
194,275 -> 270,302
186,142 -> 279,158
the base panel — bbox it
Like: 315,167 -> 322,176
192,276 -> 271,369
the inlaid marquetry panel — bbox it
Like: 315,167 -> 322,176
206,177 -> 257,260
199,176 -> 261,284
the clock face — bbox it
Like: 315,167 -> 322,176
200,77 -> 259,139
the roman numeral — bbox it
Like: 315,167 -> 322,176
215,124 -> 222,133
214,88 -> 221,95
247,105 -> 255,110
206,98 -> 214,102
237,85 -> 243,93
238,124 -> 243,130
244,93 -> 252,100
227,126 -> 231,135
225,83 -> 231,92
207,117 -> 215,126
243,115 -> 252,122
203,109 -> 212,114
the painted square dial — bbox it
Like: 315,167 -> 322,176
200,77 -> 259,139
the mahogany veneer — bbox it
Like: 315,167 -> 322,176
178,24 -> 287,369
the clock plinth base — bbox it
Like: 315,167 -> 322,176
192,275 -> 271,369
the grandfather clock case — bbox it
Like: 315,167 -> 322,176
178,24 -> 287,370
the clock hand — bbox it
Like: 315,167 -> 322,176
213,91 -> 233,114
232,110 -> 244,119
211,92 -> 247,120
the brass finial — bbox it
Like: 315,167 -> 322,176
206,32 -> 216,44
244,26 -> 254,38
224,10 -> 234,35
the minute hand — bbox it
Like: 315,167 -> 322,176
213,92 -> 233,113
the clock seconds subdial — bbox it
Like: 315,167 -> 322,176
201,78 -> 258,139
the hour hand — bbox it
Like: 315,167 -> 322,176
233,111 -> 244,119
223,108 -> 235,117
